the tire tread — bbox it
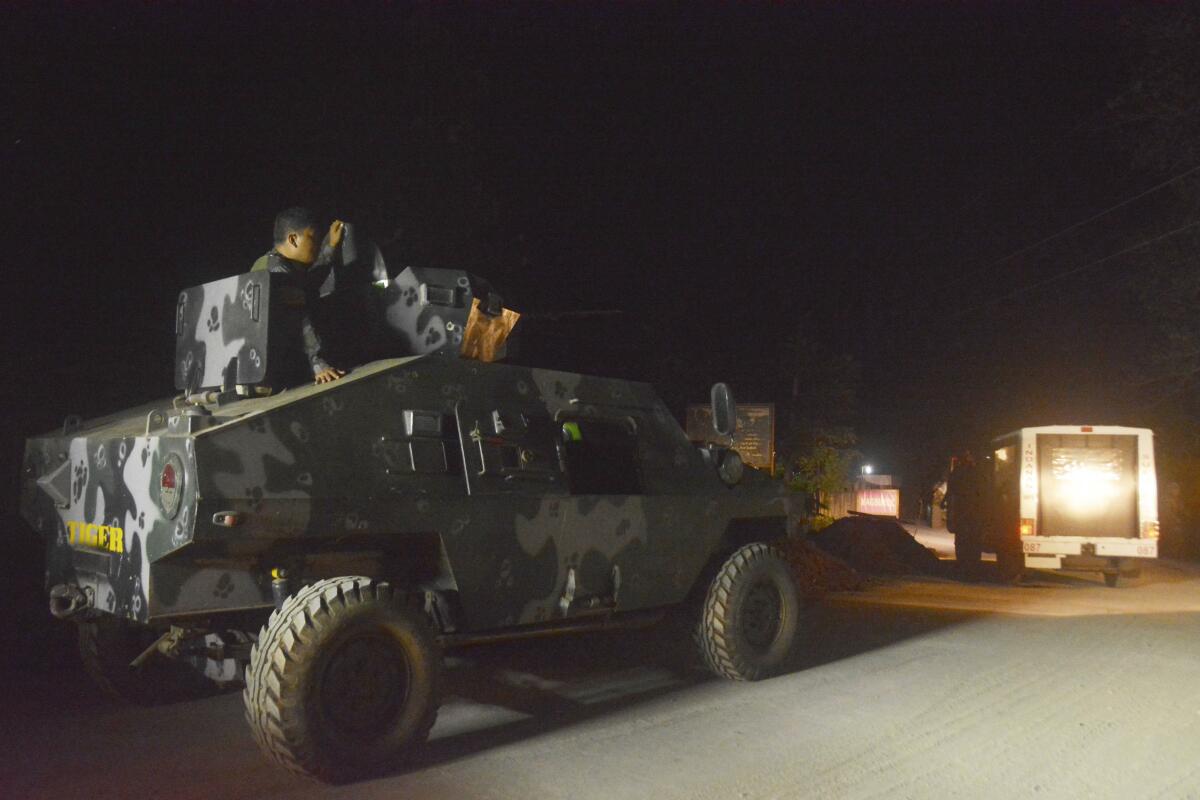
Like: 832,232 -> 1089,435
243,577 -> 439,782
696,542 -> 798,682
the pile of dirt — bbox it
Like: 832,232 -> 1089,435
810,515 -> 943,577
774,536 -> 865,596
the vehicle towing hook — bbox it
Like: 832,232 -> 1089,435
130,626 -> 190,669
48,584 -> 90,619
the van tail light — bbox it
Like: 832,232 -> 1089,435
1141,521 -> 1160,539
1019,518 -> 1035,537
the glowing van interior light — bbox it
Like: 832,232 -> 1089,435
1061,468 -> 1117,512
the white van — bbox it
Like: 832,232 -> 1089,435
988,425 -> 1159,586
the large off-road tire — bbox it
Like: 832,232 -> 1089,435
697,543 -> 801,681
78,618 -> 221,705
243,577 -> 440,784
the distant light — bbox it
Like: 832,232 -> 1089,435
863,464 -> 873,475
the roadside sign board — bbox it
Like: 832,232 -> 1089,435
686,403 -> 775,472
856,489 -> 900,517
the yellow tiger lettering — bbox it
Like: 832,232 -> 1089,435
65,521 -> 125,553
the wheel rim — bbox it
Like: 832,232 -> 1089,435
741,580 -> 784,651
320,632 -> 410,740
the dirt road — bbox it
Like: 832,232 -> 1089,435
5,558 -> 1200,800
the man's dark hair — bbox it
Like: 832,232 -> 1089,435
273,207 -> 320,245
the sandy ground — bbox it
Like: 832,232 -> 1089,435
4,543 -> 1199,800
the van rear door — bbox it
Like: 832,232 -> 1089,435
1037,433 -> 1138,538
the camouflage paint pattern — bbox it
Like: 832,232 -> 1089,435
174,267 -> 494,392
21,402 -> 201,622
175,272 -> 278,391
378,266 -> 477,358
22,354 -> 788,633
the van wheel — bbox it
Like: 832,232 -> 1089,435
243,577 -> 440,784
954,529 -> 982,566
696,543 -> 801,681
78,619 -> 221,705
995,542 -> 1024,583
1104,572 -> 1119,588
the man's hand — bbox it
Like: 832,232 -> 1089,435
314,367 -> 346,384
328,220 -> 345,249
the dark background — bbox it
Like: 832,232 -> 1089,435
4,3 -> 1198,673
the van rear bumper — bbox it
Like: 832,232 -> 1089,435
1022,536 -> 1157,560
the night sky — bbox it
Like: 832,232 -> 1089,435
3,3 -> 1192,665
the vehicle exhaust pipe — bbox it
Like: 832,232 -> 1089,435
49,584 -> 91,619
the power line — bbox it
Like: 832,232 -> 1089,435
941,162 -> 1200,293
953,216 -> 1200,319
962,250 -> 1200,329
906,86 -> 1140,258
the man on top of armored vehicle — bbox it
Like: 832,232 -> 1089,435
251,207 -> 347,385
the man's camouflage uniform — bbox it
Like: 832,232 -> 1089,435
251,245 -> 337,379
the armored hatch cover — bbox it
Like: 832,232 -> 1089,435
175,267 -> 514,393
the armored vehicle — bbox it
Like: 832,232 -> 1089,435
20,262 -> 798,783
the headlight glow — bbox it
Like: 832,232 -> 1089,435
1059,465 -> 1119,514
1050,447 -> 1125,517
